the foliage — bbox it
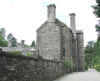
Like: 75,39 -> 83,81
0,28 -> 8,47
24,44 -> 30,48
8,51 -> 22,56
7,33 -> 17,47
85,40 -> 100,71
7,33 -> 13,41
86,0 -> 100,71
64,60 -> 75,69
11,37 -> 17,47
31,40 -> 35,47
26,52 -> 32,56
92,0 -> 100,18
93,0 -> 100,39
85,41 -> 95,69
0,28 -> 6,39
0,34 -> 8,47
96,24 -> 100,31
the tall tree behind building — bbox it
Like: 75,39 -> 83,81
31,40 -> 35,47
7,33 -> 17,47
0,28 -> 6,39
92,0 -> 100,17
92,0 -> 100,40
85,0 -> 100,71
0,28 -> 8,47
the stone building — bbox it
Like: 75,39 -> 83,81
36,4 -> 84,71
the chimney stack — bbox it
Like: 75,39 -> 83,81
47,4 -> 56,22
69,13 -> 76,34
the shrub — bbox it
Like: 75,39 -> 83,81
26,52 -> 32,56
8,51 -> 22,56
64,60 -> 75,69
94,64 -> 100,71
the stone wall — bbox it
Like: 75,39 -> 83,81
37,22 -> 61,60
61,26 -> 73,59
76,31 -> 85,71
0,49 -> 68,81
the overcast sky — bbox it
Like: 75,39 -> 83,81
0,0 -> 97,46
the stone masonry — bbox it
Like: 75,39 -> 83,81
36,4 -> 84,71
0,4 -> 85,81
0,49 -> 68,81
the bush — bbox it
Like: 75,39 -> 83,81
64,60 -> 76,72
8,51 -> 22,56
94,64 -> 100,71
26,52 -> 32,56
64,60 -> 75,69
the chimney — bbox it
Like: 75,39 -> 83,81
69,13 -> 76,33
47,4 -> 56,22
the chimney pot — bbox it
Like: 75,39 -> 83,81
47,4 -> 56,22
69,13 -> 76,33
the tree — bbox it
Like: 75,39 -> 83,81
0,28 -> 6,39
85,41 -> 95,69
0,34 -> 8,47
7,33 -> 13,41
86,0 -> 100,71
92,0 -> 100,18
11,37 -> 17,47
88,41 -> 95,48
31,40 -> 35,47
85,40 -> 100,71
92,0 -> 100,40
7,33 -> 17,47
93,40 -> 100,71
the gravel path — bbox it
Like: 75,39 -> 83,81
55,69 -> 100,81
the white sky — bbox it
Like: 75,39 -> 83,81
0,0 -> 97,46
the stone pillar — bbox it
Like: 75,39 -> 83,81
76,30 -> 85,71
8,41 -> 12,47
69,13 -> 76,37
21,40 -> 25,48
47,4 -> 56,22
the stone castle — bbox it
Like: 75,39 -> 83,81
36,4 -> 84,70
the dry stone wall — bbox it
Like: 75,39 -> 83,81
0,49 -> 68,81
